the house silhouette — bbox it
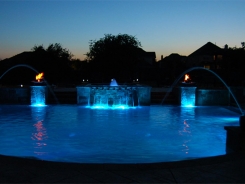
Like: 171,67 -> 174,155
187,42 -> 223,69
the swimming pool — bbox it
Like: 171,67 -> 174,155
0,105 -> 239,163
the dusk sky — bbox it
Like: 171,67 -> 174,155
1,0 -> 244,61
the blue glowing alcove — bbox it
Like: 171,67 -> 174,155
30,86 -> 47,106
180,86 -> 197,107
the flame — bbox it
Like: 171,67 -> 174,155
184,74 -> 190,82
36,72 -> 44,82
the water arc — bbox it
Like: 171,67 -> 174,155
0,64 -> 39,80
0,64 -> 59,104
161,67 -> 244,116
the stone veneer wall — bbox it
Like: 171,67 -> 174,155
0,86 -> 241,106
0,87 -> 30,104
196,89 -> 230,106
76,85 -> 152,106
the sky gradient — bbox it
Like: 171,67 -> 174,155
1,0 -> 244,61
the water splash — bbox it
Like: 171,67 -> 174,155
110,78 -> 118,86
161,67 -> 244,115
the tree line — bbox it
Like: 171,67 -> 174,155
0,34 -> 149,86
0,34 -> 244,87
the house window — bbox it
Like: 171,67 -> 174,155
204,65 -> 210,69
217,55 -> 222,60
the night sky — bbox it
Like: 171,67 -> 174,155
1,0 -> 244,61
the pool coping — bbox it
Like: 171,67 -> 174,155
1,152 -> 244,171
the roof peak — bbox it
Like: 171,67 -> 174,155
188,42 -> 222,57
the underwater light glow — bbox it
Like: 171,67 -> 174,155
0,105 -> 240,163
86,104 -> 137,110
30,104 -> 47,107
219,117 -> 239,122
184,104 -> 195,107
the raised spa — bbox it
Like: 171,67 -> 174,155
76,83 -> 151,108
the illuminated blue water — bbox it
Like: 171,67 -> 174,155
0,105 -> 240,163
30,86 -> 46,106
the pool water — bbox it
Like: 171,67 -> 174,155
0,105 -> 239,163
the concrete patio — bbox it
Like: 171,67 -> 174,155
1,152 -> 245,183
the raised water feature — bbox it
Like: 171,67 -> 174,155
30,72 -> 47,106
162,67 -> 244,114
0,64 -> 57,105
77,80 -> 151,108
180,74 -> 197,107
161,67 -> 245,131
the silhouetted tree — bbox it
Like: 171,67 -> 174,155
85,34 -> 142,83
221,43 -> 245,86
32,43 -> 73,60
30,43 -> 75,84
46,43 -> 73,60
31,44 -> 45,52
241,42 -> 245,49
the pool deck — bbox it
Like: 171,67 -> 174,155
1,152 -> 245,183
